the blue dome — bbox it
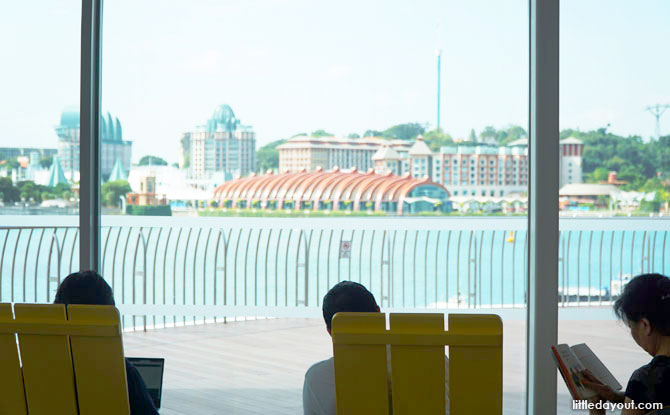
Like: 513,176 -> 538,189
59,107 -> 80,128
207,104 -> 240,133
59,107 -> 123,141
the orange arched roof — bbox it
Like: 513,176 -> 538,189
212,169 -> 449,212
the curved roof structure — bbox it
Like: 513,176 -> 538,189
213,169 -> 449,215
57,108 -> 124,142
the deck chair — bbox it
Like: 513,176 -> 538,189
0,303 -> 130,415
332,312 -> 502,415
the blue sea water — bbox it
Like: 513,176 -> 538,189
1,216 -> 668,326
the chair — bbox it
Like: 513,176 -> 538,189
332,312 -> 502,415
0,303 -> 130,415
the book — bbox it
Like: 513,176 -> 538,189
551,343 -> 622,400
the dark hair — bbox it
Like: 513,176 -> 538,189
322,281 -> 378,331
614,273 -> 670,335
54,270 -> 115,306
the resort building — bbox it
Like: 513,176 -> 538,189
54,107 -> 132,180
212,167 -> 450,215
373,136 -> 583,199
277,136 -> 412,173
181,104 -> 256,179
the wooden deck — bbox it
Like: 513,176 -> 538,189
123,314 -> 649,415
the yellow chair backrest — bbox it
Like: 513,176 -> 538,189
332,312 -> 502,415
0,303 -> 130,415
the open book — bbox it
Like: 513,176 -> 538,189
551,343 -> 622,400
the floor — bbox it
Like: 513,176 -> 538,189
122,314 -> 649,415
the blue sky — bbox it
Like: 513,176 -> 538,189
1,0 -> 668,163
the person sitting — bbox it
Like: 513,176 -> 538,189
302,281 -> 449,415
583,273 -> 670,415
54,270 -> 159,415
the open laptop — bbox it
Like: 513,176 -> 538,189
127,357 -> 165,409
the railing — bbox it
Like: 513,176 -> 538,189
0,216 -> 668,330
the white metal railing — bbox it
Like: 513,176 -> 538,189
0,216 -> 668,330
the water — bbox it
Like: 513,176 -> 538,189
1,216 -> 668,328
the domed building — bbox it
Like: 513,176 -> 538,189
180,104 -> 255,180
54,107 -> 132,180
212,167 -> 451,215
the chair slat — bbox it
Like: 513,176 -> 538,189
14,304 -> 78,415
448,314 -> 502,415
0,303 -> 27,415
332,312 -> 389,415
389,313 -> 446,415
68,305 -> 130,415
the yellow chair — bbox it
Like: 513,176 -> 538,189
332,312 -> 502,415
0,303 -> 130,415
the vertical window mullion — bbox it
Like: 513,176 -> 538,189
79,0 -> 103,272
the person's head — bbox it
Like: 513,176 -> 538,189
54,270 -> 115,306
614,273 -> 670,356
322,281 -> 379,335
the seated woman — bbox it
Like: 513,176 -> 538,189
54,270 -> 159,415
583,273 -> 670,415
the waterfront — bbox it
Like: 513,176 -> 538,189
1,215 -> 668,329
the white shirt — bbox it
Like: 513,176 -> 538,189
303,354 -> 450,415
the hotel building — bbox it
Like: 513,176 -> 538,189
181,104 -> 256,179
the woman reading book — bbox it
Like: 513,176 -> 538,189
582,273 -> 670,415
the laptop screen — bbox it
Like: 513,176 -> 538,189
127,357 -> 165,409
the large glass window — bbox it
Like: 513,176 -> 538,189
0,1 -> 81,303
557,1 -> 670,413
99,0 -> 530,413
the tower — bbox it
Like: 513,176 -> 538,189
645,104 -> 670,139
436,48 -> 442,131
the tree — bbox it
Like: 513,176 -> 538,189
17,181 -> 42,204
363,130 -> 382,137
311,129 -> 333,137
382,123 -> 425,141
256,139 -> 286,173
468,129 -> 478,142
39,155 -> 53,169
347,133 -> 360,139
587,167 -> 609,183
1,158 -> 20,173
138,155 -> 168,166
0,177 -> 20,203
101,180 -> 131,207
423,129 -> 454,152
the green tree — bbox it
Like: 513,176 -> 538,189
347,133 -> 360,139
1,158 -> 20,173
587,167 -> 609,183
39,155 -> 53,169
17,181 -> 42,204
363,130 -> 382,137
382,123 -> 425,141
0,177 -> 20,203
468,128 -> 478,142
256,139 -> 286,173
423,129 -> 454,152
101,180 -> 132,207
138,155 -> 168,166
311,129 -> 333,137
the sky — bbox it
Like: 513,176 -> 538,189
0,0 -> 668,164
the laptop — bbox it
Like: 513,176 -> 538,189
127,357 -> 165,409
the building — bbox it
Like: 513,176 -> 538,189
559,137 -> 584,187
559,183 -> 620,210
212,167 -> 450,215
55,107 -> 132,180
277,136 -> 412,173
0,147 -> 57,161
372,136 -> 583,199
181,104 -> 256,179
